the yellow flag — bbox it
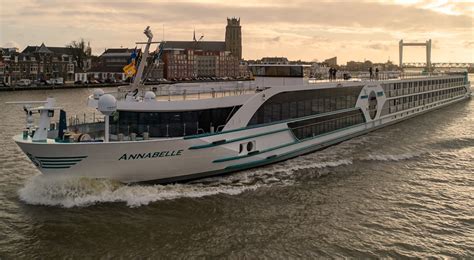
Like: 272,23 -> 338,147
123,61 -> 137,78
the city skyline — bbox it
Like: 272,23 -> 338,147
1,0 -> 473,64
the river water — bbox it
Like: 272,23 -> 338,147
0,77 -> 473,258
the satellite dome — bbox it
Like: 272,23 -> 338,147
98,94 -> 117,116
144,91 -> 156,102
93,88 -> 105,100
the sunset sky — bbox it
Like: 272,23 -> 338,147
1,0 -> 473,64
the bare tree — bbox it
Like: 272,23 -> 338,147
66,39 -> 89,70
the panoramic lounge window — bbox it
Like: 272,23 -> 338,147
111,106 -> 241,138
248,86 -> 363,126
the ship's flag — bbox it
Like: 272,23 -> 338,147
123,48 -> 139,78
123,61 -> 137,78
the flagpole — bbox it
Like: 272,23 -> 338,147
131,26 -> 153,89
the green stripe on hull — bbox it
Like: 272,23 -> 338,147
224,127 -> 370,171
213,122 -> 366,163
36,156 -> 87,159
41,163 -> 78,166
39,159 -> 83,163
189,128 -> 290,150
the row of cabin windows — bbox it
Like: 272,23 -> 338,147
288,110 -> 366,140
384,77 -> 465,97
382,87 -> 466,115
248,86 -> 363,126
110,106 -> 240,138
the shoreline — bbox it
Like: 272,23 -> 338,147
0,79 -> 254,92
0,83 -> 123,92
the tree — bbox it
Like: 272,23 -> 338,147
66,38 -> 90,70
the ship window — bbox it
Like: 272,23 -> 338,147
248,86 -> 364,126
111,106 -> 241,138
288,109 -> 365,140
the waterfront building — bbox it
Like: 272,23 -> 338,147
1,44 -> 77,85
161,48 -> 239,80
239,61 -> 251,78
261,57 -> 289,64
345,60 -> 374,71
0,47 -> 18,85
324,57 -> 337,67
162,48 -> 197,80
163,18 -> 242,60
88,48 -> 140,82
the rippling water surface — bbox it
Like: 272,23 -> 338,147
0,80 -> 473,258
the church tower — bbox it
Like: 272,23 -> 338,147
225,17 -> 242,60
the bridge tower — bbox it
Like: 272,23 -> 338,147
399,39 -> 432,72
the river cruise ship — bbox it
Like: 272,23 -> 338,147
10,27 -> 472,183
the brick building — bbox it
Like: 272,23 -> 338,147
158,17 -> 242,80
1,44 -> 77,85
161,48 -> 238,80
161,48 -> 196,80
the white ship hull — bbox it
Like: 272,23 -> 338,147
15,88 -> 470,183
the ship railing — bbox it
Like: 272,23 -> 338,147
309,71 -> 466,83
107,82 -> 260,102
67,112 -> 105,126
153,86 -> 258,101
46,112 -> 106,140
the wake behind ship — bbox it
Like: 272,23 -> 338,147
10,27 -> 472,183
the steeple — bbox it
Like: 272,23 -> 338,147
225,17 -> 242,60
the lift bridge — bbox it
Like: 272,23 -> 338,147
399,39 -> 473,72
403,62 -> 473,69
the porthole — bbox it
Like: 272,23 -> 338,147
246,141 -> 254,152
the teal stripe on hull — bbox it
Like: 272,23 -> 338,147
39,159 -> 83,163
213,122 -> 366,163
213,141 -> 296,163
224,130 -> 365,171
41,163 -> 77,166
189,128 -> 290,150
36,156 -> 87,159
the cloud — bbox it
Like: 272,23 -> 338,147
367,43 -> 389,51
2,40 -> 21,49
270,36 -> 280,42
464,41 -> 474,48
0,0 -> 472,62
